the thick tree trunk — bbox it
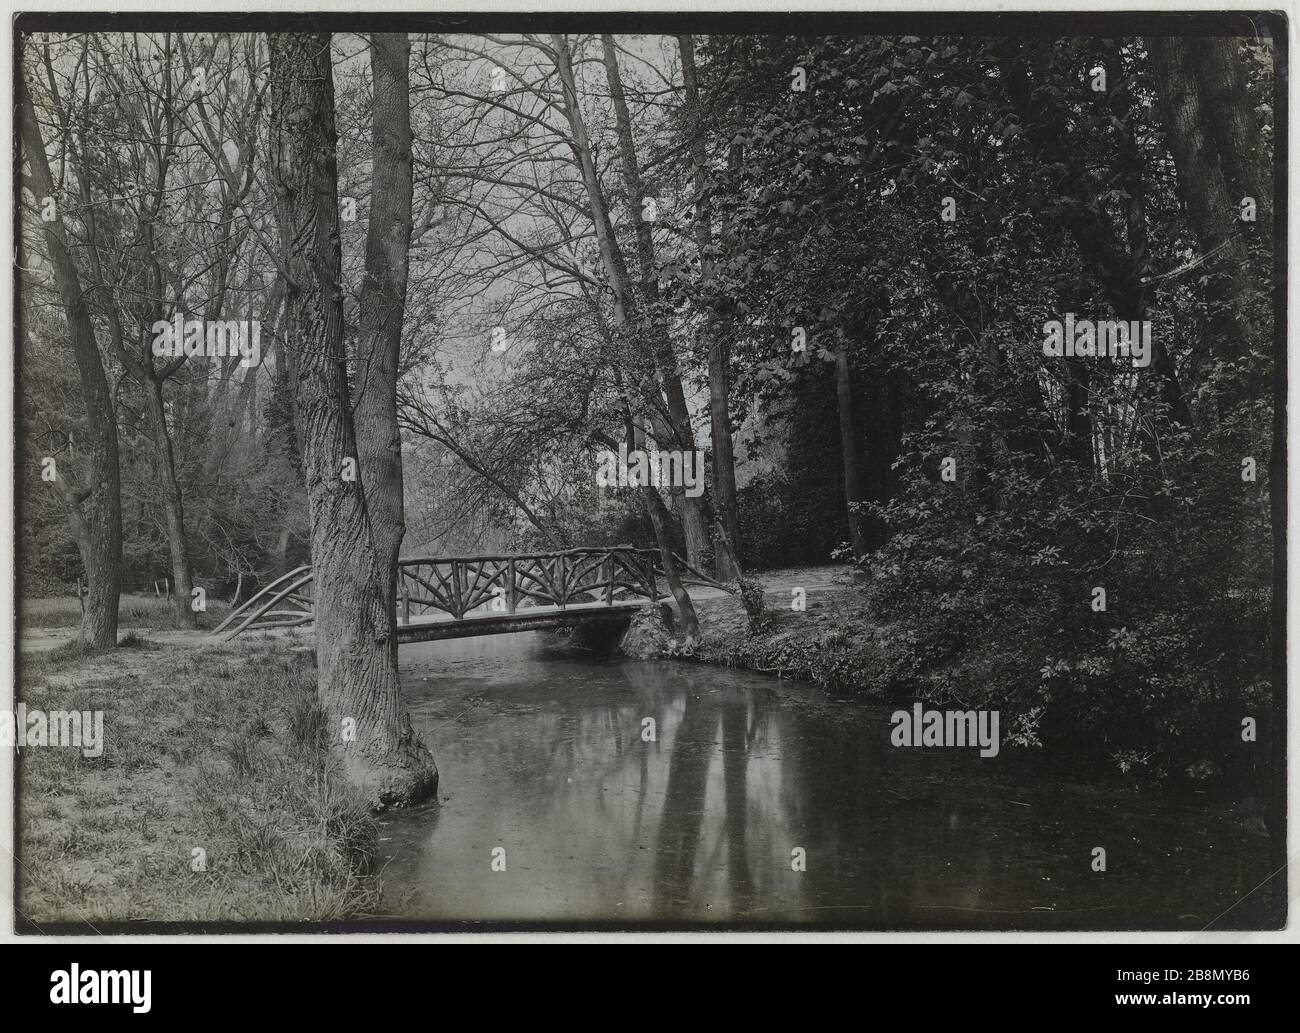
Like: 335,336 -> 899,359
143,378 -> 196,628
355,32 -> 414,616
19,76 -> 122,648
1191,37 -> 1273,242
269,31 -> 436,810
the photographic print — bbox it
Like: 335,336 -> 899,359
9,9 -> 1286,934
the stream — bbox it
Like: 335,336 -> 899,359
378,631 -> 1275,929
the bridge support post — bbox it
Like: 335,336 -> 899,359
507,558 -> 516,614
452,561 -> 464,619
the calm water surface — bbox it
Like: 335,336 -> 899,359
379,632 -> 1275,929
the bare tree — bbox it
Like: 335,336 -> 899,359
598,34 -> 713,568
678,34 -> 742,581
19,67 -> 123,648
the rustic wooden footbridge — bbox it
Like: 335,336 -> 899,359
213,546 -> 725,643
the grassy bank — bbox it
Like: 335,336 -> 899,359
21,592 -> 233,632
16,634 -> 379,926
692,579 -> 886,696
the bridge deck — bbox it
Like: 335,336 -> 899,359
395,600 -> 647,643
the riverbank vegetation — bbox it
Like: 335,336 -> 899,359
692,567 -> 1267,790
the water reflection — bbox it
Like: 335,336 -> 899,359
379,633 -> 1275,928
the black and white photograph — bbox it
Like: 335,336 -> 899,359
4,4 -> 1289,951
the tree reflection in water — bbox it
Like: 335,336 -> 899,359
381,632 -> 1276,928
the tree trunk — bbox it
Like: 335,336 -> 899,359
551,35 -> 632,320
355,32 -> 414,616
615,381 -> 700,641
269,31 -> 436,810
706,349 -> 741,580
679,34 -> 742,581
834,346 -> 870,562
19,75 -> 122,648
1103,49 -> 1193,431
1191,37 -> 1273,242
1179,34 -> 1280,863
1148,36 -> 1259,387
598,34 -> 711,569
861,366 -> 902,548
644,486 -> 701,643
272,524 -> 292,577
143,377 -> 197,627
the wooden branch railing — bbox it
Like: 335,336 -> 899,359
220,547 -> 733,638
397,547 -> 660,622
214,565 -> 315,637
397,546 -> 733,623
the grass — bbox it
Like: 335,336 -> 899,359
21,592 -> 233,632
16,636 -> 380,926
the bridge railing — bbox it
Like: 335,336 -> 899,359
397,546 -> 720,622
213,565 -> 316,638
218,547 -> 731,637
